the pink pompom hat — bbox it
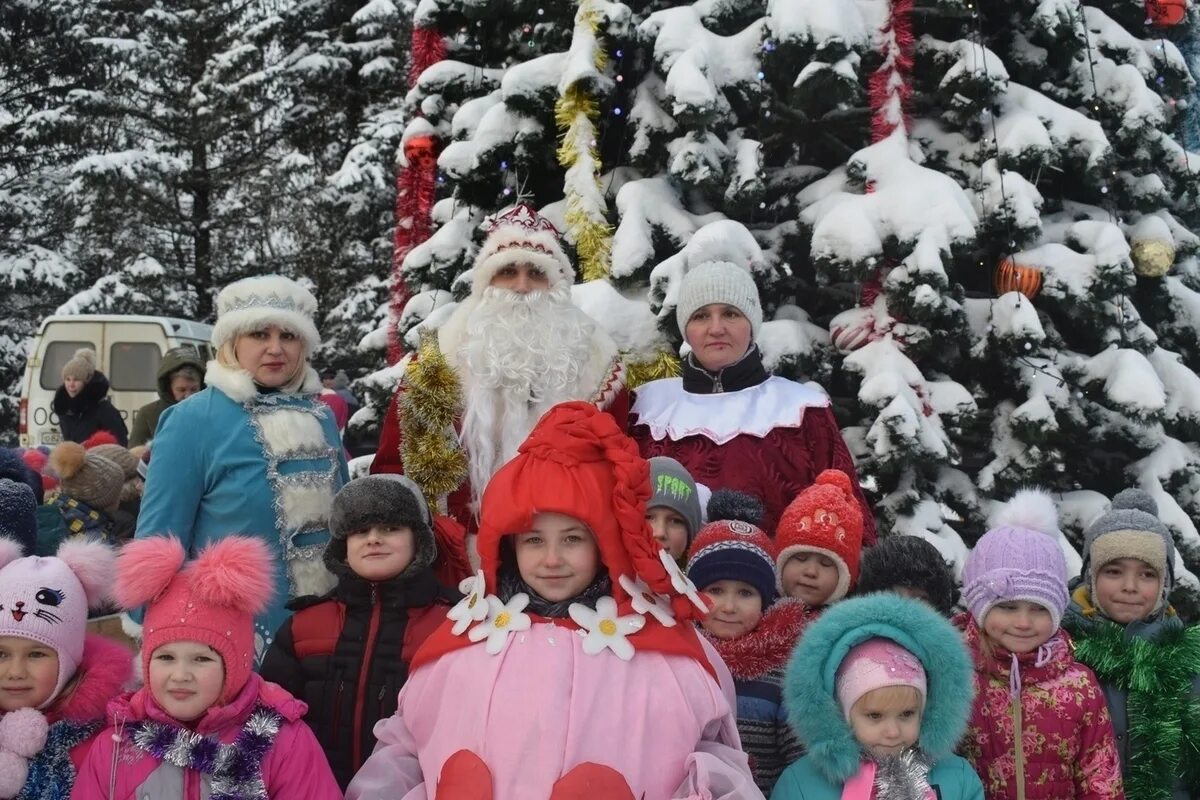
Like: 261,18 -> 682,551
115,536 -> 274,704
0,538 -> 116,708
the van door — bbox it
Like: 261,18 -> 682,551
104,320 -> 169,433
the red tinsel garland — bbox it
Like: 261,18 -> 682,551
868,0 -> 915,143
388,25 -> 448,364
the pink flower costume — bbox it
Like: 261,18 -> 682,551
346,402 -> 762,800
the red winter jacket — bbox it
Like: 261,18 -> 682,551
955,615 -> 1124,800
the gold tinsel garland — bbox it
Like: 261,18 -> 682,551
625,350 -> 682,388
555,0 -> 613,282
398,330 -> 467,510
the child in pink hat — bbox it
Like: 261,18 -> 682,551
72,535 -> 342,800
0,537 -> 132,799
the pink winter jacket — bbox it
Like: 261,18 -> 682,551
70,673 -> 342,800
955,616 -> 1124,800
345,619 -> 763,800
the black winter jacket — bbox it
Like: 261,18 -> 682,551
52,371 -> 128,446
260,568 -> 457,789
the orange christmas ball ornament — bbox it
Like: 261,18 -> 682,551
1146,0 -> 1186,26
403,135 -> 439,170
994,257 -> 1044,299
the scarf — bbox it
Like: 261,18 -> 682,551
124,705 -> 284,800
699,599 -> 810,679
681,344 -> 769,394
52,495 -> 113,542
14,720 -> 98,800
498,565 -> 612,619
1070,615 -> 1200,798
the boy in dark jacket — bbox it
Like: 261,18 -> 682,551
1062,489 -> 1200,800
261,474 -> 458,789
128,346 -> 205,446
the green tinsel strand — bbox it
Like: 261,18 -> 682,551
1069,616 -> 1200,799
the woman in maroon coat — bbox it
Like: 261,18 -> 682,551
630,260 -> 875,540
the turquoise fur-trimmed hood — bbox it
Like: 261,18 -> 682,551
782,593 -> 975,784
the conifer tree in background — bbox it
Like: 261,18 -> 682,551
0,1 -> 95,436
392,0 -> 1200,613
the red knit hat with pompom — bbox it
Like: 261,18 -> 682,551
775,470 -> 864,601
115,536 -> 274,704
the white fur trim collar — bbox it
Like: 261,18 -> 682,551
435,297 -> 622,402
205,360 -> 324,404
632,376 -> 829,445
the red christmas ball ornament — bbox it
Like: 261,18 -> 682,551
1146,0 -> 1186,27
994,257 -> 1044,299
404,135 -> 438,170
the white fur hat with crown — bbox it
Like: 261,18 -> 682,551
212,275 -> 320,352
470,205 -> 574,296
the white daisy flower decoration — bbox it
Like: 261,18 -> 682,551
659,549 -> 709,613
447,569 -> 489,636
569,596 -> 646,661
618,574 -> 676,627
468,593 -> 532,654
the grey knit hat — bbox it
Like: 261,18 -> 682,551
61,348 -> 97,382
49,442 -> 124,514
325,475 -> 436,579
1082,488 -> 1175,596
647,457 -> 702,544
675,261 -> 763,340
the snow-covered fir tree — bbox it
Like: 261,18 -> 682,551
394,0 -> 1200,613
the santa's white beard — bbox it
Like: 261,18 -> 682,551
458,285 -> 598,508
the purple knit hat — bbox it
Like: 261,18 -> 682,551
962,489 -> 1069,629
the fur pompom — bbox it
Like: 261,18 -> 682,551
82,431 -> 118,449
814,468 -> 855,498
114,536 -> 186,609
706,489 -> 765,527
48,441 -> 87,480
0,708 -> 48,758
0,537 -> 25,569
1110,487 -> 1158,517
0,749 -> 31,798
988,488 -> 1060,536
188,536 -> 275,615
56,539 -> 117,609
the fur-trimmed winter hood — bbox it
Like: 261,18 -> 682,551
782,594 -> 975,785
48,633 -> 133,724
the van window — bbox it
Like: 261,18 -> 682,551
109,342 -> 162,391
40,341 -> 96,389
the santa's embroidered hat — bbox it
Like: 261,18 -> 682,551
211,275 -> 320,353
115,536 -> 274,704
962,489 -> 1069,629
687,517 -> 778,608
326,475 -> 437,580
1081,488 -> 1175,607
477,401 -> 701,621
836,637 -> 928,720
49,441 -> 124,515
470,204 -> 574,297
0,538 -> 116,708
775,470 -> 865,602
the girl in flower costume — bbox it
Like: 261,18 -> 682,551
0,538 -> 132,800
346,401 -> 762,800
72,536 -> 342,800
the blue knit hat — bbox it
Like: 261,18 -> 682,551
0,478 -> 37,556
686,519 -> 778,607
